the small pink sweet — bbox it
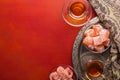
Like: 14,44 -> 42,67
64,67 -> 73,78
49,72 -> 59,80
93,24 -> 103,35
83,36 -> 93,46
99,29 -> 110,42
57,66 -> 65,76
84,29 -> 96,37
93,36 -> 103,46
103,39 -> 110,47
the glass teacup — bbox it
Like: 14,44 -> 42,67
80,52 -> 107,80
62,0 -> 92,27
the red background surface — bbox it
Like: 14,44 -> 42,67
0,0 -> 96,80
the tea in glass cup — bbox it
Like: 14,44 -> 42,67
80,52 -> 106,80
62,0 -> 92,27
85,60 -> 103,78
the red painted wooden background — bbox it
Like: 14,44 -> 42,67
0,0 -> 95,80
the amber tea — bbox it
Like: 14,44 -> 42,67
70,2 -> 86,16
85,60 -> 103,78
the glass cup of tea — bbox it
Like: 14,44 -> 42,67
62,0 -> 92,27
80,52 -> 106,80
